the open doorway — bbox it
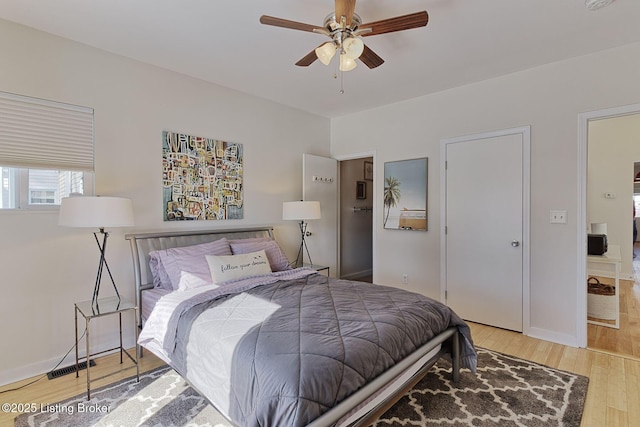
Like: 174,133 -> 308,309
585,113 -> 640,357
634,165 -> 640,261
339,157 -> 373,282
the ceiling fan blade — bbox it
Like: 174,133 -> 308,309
295,49 -> 319,67
260,15 -> 326,33
335,0 -> 357,27
359,45 -> 384,69
360,11 -> 429,37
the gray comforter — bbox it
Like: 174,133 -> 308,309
140,270 -> 476,427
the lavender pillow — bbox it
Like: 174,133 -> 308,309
230,240 -> 292,272
149,253 -> 172,290
149,238 -> 232,291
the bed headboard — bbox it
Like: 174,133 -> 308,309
125,227 -> 274,328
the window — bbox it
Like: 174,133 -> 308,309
634,194 -> 640,218
0,167 -> 91,209
30,191 -> 56,204
0,91 -> 94,210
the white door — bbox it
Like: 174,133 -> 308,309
302,154 -> 338,275
443,128 -> 529,332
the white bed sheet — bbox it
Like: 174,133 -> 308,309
141,288 -> 171,323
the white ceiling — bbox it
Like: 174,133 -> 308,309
2,0 -> 640,118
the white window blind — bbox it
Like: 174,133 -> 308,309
0,91 -> 94,171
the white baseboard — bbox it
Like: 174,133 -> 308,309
0,337 -> 136,387
0,353 -> 75,388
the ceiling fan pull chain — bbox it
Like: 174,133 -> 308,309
332,62 -> 344,94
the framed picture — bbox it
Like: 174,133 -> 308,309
356,181 -> 366,199
364,161 -> 373,181
383,158 -> 428,231
162,130 -> 244,221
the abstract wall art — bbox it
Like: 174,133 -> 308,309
162,130 -> 243,221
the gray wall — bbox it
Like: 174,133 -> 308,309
0,18 -> 330,385
331,41 -> 640,347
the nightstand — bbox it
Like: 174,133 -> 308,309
74,296 -> 139,400
304,264 -> 330,276
587,245 -> 621,329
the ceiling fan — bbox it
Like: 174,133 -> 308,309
259,0 -> 429,72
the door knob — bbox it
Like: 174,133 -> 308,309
511,240 -> 520,247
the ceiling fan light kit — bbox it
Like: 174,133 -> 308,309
315,42 -> 337,65
343,37 -> 364,59
339,53 -> 357,71
260,0 -> 429,72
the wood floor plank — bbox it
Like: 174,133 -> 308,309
582,351 -> 610,427
574,347 -> 594,377
606,407 -> 628,427
545,342 -> 565,368
607,356 -> 627,411
558,345 -> 579,372
530,337 -> 553,365
626,360 -> 640,427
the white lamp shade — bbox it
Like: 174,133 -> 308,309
59,196 -> 135,228
591,223 -> 607,235
315,42 -> 337,66
339,53 -> 357,72
283,201 -> 321,221
343,37 -> 364,59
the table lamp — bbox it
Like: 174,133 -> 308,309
59,195 -> 134,306
283,201 -> 321,268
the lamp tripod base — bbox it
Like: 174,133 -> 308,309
92,228 -> 121,308
293,221 -> 314,268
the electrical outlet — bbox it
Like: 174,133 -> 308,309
402,274 -> 408,284
550,210 -> 567,224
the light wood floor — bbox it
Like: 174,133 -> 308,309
1,323 -> 639,426
0,350 -> 166,426
588,247 -> 640,358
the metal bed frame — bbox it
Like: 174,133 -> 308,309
125,226 -> 460,427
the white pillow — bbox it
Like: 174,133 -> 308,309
206,250 -> 272,284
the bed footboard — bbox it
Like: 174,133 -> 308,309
307,326 -> 461,427
452,327 -> 461,383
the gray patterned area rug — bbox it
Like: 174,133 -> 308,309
15,348 -> 588,427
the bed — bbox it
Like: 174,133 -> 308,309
126,227 -> 476,427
